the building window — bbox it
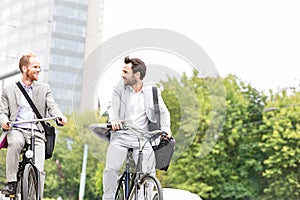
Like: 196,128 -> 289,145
54,5 -> 87,21
50,54 -> 83,68
51,87 -> 81,102
51,37 -> 85,53
48,70 -> 82,85
53,21 -> 86,37
62,0 -> 88,5
37,6 -> 50,19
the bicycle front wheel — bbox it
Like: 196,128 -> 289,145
115,174 -> 125,200
22,164 -> 38,200
129,175 -> 163,200
14,180 -> 22,200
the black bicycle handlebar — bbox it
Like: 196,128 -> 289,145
106,122 -> 169,140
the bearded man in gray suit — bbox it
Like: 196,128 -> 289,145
0,52 -> 67,198
102,56 -> 172,200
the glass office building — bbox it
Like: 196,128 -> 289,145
0,0 -> 103,113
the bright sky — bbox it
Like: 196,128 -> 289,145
100,0 -> 300,92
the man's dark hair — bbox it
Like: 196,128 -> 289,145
124,56 -> 146,80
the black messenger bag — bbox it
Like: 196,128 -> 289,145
43,123 -> 56,159
151,86 -> 175,171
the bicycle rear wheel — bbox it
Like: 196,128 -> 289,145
22,164 -> 38,200
129,175 -> 163,200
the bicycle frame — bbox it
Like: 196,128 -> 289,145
90,123 -> 164,200
125,149 -> 133,199
115,126 -> 163,200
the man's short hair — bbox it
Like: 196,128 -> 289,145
19,52 -> 36,73
124,56 -> 146,80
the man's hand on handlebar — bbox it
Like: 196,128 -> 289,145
161,131 -> 172,140
56,116 -> 67,126
2,121 -> 11,131
110,120 -> 125,131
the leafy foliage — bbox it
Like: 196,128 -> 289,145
1,73 -> 300,199
0,149 -> 6,186
259,90 -> 300,199
44,111 -> 108,199
160,73 -> 268,199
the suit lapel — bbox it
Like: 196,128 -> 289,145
32,82 -> 39,105
14,83 -> 21,106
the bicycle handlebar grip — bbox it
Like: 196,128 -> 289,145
56,117 -> 64,127
107,124 -> 112,129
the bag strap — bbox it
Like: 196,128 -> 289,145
16,82 -> 47,129
152,86 -> 161,129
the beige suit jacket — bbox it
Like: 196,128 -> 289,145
0,81 -> 63,139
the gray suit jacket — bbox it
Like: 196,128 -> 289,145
0,81 -> 63,134
108,82 -> 171,133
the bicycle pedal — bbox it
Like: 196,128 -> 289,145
5,193 -> 15,198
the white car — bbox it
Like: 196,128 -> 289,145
162,188 -> 202,200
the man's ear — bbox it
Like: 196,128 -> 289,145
135,71 -> 141,79
22,65 -> 27,73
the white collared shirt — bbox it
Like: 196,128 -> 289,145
125,87 -> 148,130
15,81 -> 39,129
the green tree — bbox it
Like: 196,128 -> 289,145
205,75 -> 266,199
44,112 -> 107,199
259,90 -> 300,199
44,115 -> 85,199
160,73 -> 267,200
0,148 -> 6,186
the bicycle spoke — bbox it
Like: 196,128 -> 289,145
28,173 -> 37,200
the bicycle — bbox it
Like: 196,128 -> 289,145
90,123 -> 164,200
3,116 -> 61,200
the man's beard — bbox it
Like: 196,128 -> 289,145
26,71 -> 38,81
124,76 -> 137,86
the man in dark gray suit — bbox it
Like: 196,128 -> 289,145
0,52 -> 67,198
102,56 -> 172,199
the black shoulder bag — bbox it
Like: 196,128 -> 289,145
151,86 -> 175,171
16,82 -> 56,159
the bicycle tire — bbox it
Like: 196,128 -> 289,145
13,180 -> 22,200
129,175 -> 163,200
22,164 -> 38,200
115,174 -> 125,200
